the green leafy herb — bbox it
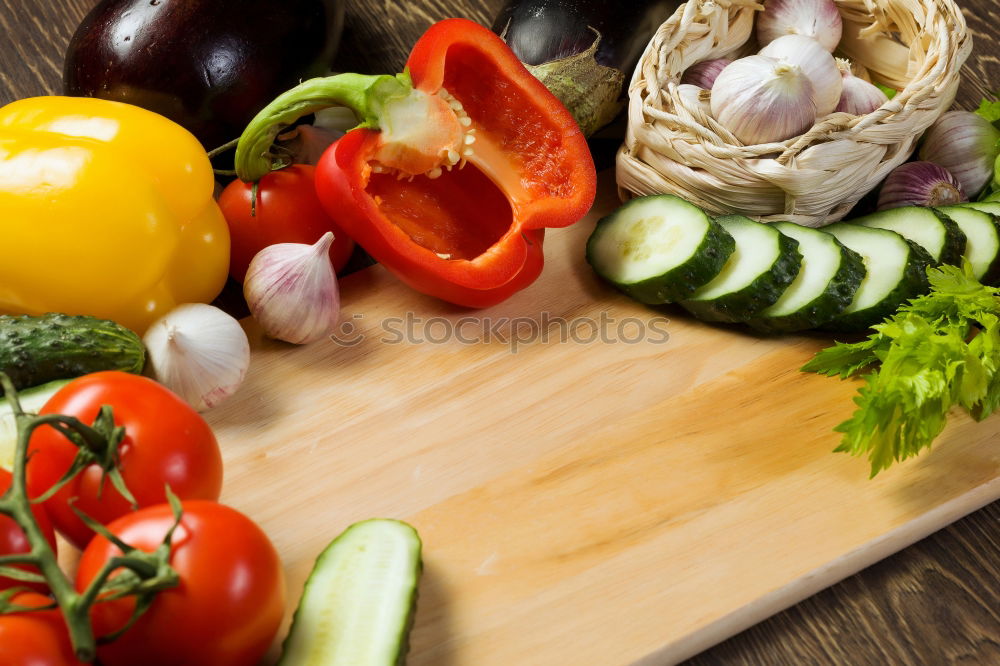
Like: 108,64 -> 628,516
803,264 -> 1000,476
975,94 -> 1000,125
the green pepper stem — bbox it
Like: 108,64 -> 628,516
234,72 -> 413,182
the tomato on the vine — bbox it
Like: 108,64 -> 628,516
76,500 -> 286,666
0,592 -> 85,666
26,371 -> 223,550
0,468 -> 56,592
219,164 -> 355,281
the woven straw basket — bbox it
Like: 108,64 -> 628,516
616,0 -> 973,226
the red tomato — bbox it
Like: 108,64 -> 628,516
219,164 -> 355,281
26,372 -> 223,550
0,468 -> 56,592
0,592 -> 85,666
76,501 -> 286,666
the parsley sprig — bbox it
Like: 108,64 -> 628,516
803,264 -> 1000,476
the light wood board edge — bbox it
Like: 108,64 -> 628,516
638,477 -> 1000,665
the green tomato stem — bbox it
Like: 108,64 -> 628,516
0,374 -> 180,663
0,378 -> 97,661
234,72 -> 412,182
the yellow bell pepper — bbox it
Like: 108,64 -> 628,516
0,96 -> 229,332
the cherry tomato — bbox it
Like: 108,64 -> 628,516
26,372 -> 223,550
219,164 -> 355,281
76,501 -> 286,666
0,592 -> 86,666
0,468 -> 56,592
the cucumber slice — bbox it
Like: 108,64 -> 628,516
935,206 -> 1000,283
586,195 -> 735,304
962,201 -> 1000,217
853,206 -> 966,265
0,379 -> 69,470
680,215 -> 802,323
278,519 -> 422,666
820,224 -> 933,331
747,222 -> 866,333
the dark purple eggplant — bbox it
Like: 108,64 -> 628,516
492,0 -> 681,136
63,0 -> 344,150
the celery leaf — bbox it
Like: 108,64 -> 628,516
804,264 -> 1000,475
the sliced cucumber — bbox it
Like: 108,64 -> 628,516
586,195 -> 735,304
820,224 -> 933,331
935,206 -> 1000,283
853,206 -> 966,265
278,519 -> 422,666
0,379 -> 69,470
747,222 -> 867,333
962,201 -> 1000,217
680,215 -> 802,323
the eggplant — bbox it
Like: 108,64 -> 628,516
492,0 -> 682,136
64,0 -> 344,150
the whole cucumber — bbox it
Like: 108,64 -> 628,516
0,314 -> 145,394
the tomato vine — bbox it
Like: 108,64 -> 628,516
0,373 -> 181,662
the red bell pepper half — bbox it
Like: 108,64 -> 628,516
235,18 -> 596,307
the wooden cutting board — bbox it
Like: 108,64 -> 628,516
207,174 -> 1000,665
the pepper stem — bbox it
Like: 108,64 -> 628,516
234,72 -> 413,182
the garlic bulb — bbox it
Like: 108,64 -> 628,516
710,55 -> 817,145
919,111 -> 1000,197
680,59 -> 731,90
144,303 -> 251,412
756,0 -> 843,52
244,232 -> 341,345
759,34 -> 842,117
676,84 -> 712,116
850,61 -> 872,82
834,59 -> 888,115
877,161 -> 967,211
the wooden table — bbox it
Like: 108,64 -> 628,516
1,1 -> 997,664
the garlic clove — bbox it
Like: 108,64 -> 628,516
756,0 -> 843,53
877,161 -> 967,211
710,55 -> 817,145
244,232 -> 341,345
759,34 -> 842,117
833,58 -> 888,115
919,111 -> 1000,198
143,303 -> 251,412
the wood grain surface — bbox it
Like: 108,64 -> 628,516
1,0 -> 998,664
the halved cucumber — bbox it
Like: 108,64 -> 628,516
853,206 -> 966,265
935,206 -> 1000,283
680,215 -> 802,323
0,379 -> 69,470
820,224 -> 933,331
747,222 -> 867,333
278,519 -> 422,666
586,195 -> 735,304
